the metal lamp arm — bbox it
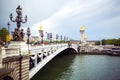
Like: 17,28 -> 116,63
10,18 -> 16,22
22,16 -> 27,23
10,13 -> 16,22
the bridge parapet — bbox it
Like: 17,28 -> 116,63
29,44 -> 67,68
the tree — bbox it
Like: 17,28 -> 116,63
95,41 -> 100,45
0,28 -> 9,42
100,38 -> 120,46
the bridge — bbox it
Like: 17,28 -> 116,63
29,43 -> 77,79
1,41 -> 119,80
1,41 -> 112,80
0,42 -> 78,80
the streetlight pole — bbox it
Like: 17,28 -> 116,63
47,33 -> 49,43
56,34 -> 58,43
61,35 -> 62,43
45,32 -> 47,41
7,22 -> 10,34
50,33 -> 52,43
27,27 -> 31,54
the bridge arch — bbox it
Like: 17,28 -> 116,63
58,48 -> 77,55
29,46 -> 77,79
2,76 -> 14,80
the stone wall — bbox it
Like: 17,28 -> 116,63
3,55 -> 29,80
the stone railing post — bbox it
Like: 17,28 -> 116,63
35,52 -> 37,67
0,46 -> 6,68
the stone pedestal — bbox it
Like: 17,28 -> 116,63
8,41 -> 29,55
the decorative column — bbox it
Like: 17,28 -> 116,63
8,5 -> 28,55
80,25 -> 88,52
80,25 -> 85,46
39,25 -> 44,44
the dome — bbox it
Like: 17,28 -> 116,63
40,25 -> 43,30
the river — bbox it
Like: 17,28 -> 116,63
31,54 -> 120,80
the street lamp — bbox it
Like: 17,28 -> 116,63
56,34 -> 58,43
27,27 -> 31,54
9,5 -> 27,41
7,22 -> 10,34
61,35 -> 62,43
64,36 -> 66,42
50,33 -> 52,43
45,32 -> 47,41
47,33 -> 50,43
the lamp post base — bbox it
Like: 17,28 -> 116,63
8,41 -> 29,55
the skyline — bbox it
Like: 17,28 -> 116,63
0,0 -> 120,40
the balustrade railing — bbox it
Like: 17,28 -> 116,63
1,47 -> 20,58
0,43 -> 67,69
29,43 -> 67,70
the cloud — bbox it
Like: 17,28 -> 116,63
30,0 -> 99,36
28,0 -> 120,40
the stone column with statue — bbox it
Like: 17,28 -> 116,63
79,25 -> 88,52
8,5 -> 29,55
39,25 -> 44,44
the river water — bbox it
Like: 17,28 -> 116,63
31,54 -> 120,80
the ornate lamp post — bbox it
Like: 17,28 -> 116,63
9,5 -> 27,41
7,22 -> 10,34
56,34 -> 58,43
27,27 -> 31,54
60,35 -> 62,43
45,32 -> 47,41
64,36 -> 66,42
47,33 -> 50,43
50,33 -> 52,43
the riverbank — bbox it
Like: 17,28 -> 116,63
78,52 -> 120,56
78,52 -> 106,55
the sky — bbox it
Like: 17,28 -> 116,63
0,0 -> 120,40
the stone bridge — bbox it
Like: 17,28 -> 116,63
0,43 -> 78,80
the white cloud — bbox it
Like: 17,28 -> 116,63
29,0 -> 93,36
29,0 -> 120,40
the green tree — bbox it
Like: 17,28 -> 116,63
101,38 -> 120,46
95,41 -> 100,45
0,28 -> 9,42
